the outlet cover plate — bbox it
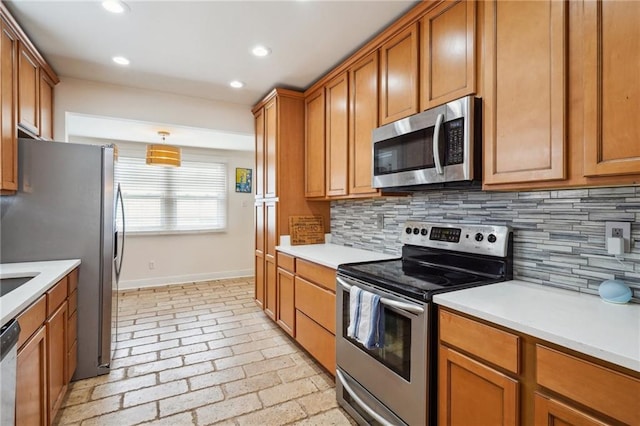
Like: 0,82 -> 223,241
605,221 -> 631,253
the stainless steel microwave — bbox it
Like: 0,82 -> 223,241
372,96 -> 481,190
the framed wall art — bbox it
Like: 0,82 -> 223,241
235,168 -> 252,193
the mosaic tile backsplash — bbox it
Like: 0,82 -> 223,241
331,186 -> 640,303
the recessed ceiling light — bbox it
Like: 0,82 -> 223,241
112,56 -> 130,66
251,45 -> 271,57
102,0 -> 129,14
229,80 -> 244,89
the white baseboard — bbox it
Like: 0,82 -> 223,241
118,269 -> 254,290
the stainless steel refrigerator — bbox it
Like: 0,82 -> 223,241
0,138 -> 125,380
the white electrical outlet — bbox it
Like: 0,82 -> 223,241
149,261 -> 155,270
605,221 -> 632,253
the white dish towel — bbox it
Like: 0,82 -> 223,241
347,286 -> 383,349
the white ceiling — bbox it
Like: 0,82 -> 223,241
5,0 -> 419,149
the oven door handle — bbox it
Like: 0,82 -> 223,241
336,277 -> 424,315
336,369 -> 395,426
433,112 -> 444,175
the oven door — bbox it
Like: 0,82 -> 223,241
336,274 -> 429,426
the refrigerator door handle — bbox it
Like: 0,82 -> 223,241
115,183 -> 125,283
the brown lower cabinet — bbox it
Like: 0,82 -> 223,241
272,252 -> 336,375
438,308 -> 640,426
15,268 -> 78,425
276,252 -> 295,337
15,325 -> 47,425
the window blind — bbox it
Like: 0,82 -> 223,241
115,155 -> 227,233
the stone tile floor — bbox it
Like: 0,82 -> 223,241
54,277 -> 355,425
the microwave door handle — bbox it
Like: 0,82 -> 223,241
336,370 -> 395,426
336,277 -> 424,315
433,113 -> 444,175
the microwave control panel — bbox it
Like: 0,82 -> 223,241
445,117 -> 464,165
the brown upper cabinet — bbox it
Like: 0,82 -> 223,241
304,88 -> 326,198
348,51 -> 380,196
420,0 -> 476,110
303,1 -> 477,201
304,52 -> 382,200
483,0 -> 567,186
582,0 -> 640,178
482,0 -> 640,190
0,3 -> 59,194
1,15 -> 18,193
379,23 -> 419,126
325,71 -> 349,197
18,42 -> 39,135
39,71 -> 54,140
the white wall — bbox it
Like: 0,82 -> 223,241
54,77 -> 254,141
117,150 -> 255,289
57,79 -> 256,288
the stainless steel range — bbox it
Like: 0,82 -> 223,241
335,222 -> 513,426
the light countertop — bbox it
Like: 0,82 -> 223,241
1,259 -> 81,327
276,241 -> 397,269
434,280 -> 640,372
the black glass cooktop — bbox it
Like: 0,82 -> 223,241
337,246 -> 509,302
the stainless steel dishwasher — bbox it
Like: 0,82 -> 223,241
1,319 -> 21,426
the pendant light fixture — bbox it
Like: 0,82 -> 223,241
146,131 -> 181,167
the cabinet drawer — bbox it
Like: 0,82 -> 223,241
296,310 -> 335,374
68,268 -> 78,293
295,276 -> 336,334
68,289 -> 77,316
16,294 -> 46,349
296,259 -> 336,292
47,276 -> 68,317
439,309 -> 519,374
277,252 -> 295,273
536,345 -> 640,425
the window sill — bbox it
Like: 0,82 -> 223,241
126,229 -> 227,237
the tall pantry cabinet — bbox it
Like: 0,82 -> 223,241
252,89 -> 329,323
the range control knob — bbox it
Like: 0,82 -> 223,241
405,227 -> 412,234
487,234 -> 497,243
420,228 -> 428,236
474,232 -> 484,242
413,227 -> 420,235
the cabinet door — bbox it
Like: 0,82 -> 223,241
583,0 -> 640,176
264,98 -> 278,198
254,202 -> 265,308
379,23 -> 419,125
17,43 -> 39,135
325,72 -> 349,197
47,300 -> 68,421
349,51 -> 379,196
305,88 -> 326,198
254,108 -> 265,198
483,0 -> 566,185
1,18 -> 17,192
421,0 -> 476,109
276,267 -> 295,337
439,345 -> 518,426
534,394 -> 608,426
264,201 -> 277,320
16,326 -> 48,426
39,72 -> 54,140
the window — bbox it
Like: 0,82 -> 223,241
115,150 -> 227,234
